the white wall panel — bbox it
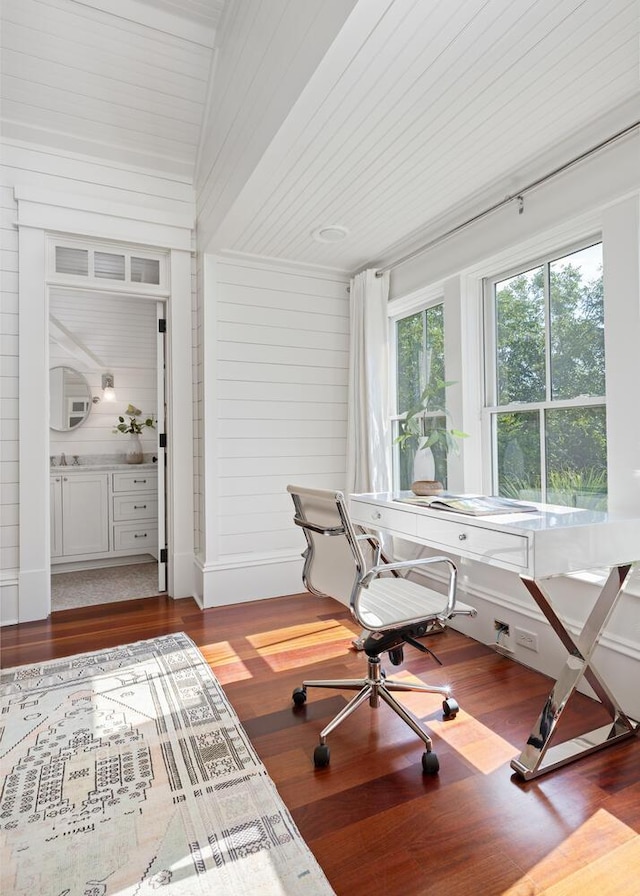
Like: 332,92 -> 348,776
196,255 -> 349,606
0,181 -> 19,621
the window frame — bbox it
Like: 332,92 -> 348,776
482,236 -> 606,503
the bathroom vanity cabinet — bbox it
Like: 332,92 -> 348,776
50,472 -> 109,558
50,465 -> 157,565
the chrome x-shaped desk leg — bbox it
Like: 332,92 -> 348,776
511,564 -> 640,780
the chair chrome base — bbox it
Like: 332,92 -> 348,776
294,655 -> 457,772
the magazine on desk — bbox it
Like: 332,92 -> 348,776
395,493 -> 538,516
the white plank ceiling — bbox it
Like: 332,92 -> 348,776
49,290 -> 158,370
1,0 -> 639,273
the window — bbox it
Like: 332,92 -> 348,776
50,239 -> 165,290
392,303 -> 448,489
484,242 -> 606,509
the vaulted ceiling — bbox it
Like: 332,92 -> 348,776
2,0 -> 639,273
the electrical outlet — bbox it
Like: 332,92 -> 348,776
515,627 -> 538,651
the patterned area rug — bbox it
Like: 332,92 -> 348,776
0,633 -> 335,895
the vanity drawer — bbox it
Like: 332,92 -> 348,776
349,500 -> 417,538
113,471 -> 156,493
113,523 -> 157,552
113,494 -> 157,522
415,515 -> 529,570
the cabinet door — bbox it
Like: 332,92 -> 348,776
61,474 -> 109,556
50,476 -> 62,558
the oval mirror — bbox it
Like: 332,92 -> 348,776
49,366 -> 93,431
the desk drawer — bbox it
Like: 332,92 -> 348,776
350,500 -> 417,538
416,515 -> 529,570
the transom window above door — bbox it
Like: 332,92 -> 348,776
48,238 -> 168,294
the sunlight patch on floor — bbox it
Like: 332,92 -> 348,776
199,641 -> 253,684
246,620 -> 356,672
513,809 -> 640,895
392,670 -> 520,774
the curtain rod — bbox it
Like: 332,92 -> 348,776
375,119 -> 640,278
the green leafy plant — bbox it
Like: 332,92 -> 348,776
113,404 -> 155,435
395,377 -> 467,456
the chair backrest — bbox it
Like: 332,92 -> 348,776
287,485 -> 368,608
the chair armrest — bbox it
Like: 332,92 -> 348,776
362,555 -> 459,617
355,531 -> 382,566
362,553 -> 456,582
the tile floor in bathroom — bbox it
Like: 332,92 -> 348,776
51,561 -> 161,611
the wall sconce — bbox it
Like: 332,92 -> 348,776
102,373 -> 116,402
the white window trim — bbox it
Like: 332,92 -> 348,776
481,235 -> 605,500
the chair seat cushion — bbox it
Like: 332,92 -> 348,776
358,577 -> 475,630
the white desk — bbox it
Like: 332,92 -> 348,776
350,491 -> 640,780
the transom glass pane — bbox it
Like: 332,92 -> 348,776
131,256 -> 160,284
55,246 -> 88,276
94,251 -> 125,280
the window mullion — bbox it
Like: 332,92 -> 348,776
544,261 -> 552,403
539,408 -> 547,502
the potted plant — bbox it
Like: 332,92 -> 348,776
113,404 -> 155,464
395,377 -> 467,490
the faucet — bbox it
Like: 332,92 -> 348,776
59,452 -> 67,466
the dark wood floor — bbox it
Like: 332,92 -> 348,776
2,593 -> 639,895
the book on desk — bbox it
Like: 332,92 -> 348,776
395,493 -> 538,516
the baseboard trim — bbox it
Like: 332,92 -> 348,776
194,552 -> 303,608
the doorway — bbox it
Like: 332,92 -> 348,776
48,288 -> 167,610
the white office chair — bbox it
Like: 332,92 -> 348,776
287,485 -> 477,773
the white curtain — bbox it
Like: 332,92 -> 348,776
345,268 -> 392,495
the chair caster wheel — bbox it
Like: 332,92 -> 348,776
314,744 -> 330,768
422,751 -> 440,775
292,687 -> 307,707
442,697 -> 459,719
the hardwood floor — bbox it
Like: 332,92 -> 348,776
2,593 -> 639,895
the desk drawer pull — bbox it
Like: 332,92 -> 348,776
372,511 -> 382,520
133,504 -> 147,510
134,533 -> 148,539
458,533 -> 467,541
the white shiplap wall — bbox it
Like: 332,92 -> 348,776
0,183 -> 20,582
0,142 -> 195,624
196,255 -> 350,605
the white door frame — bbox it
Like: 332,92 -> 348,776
16,190 -> 194,622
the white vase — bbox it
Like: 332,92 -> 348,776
126,433 -> 143,464
413,445 -> 436,481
